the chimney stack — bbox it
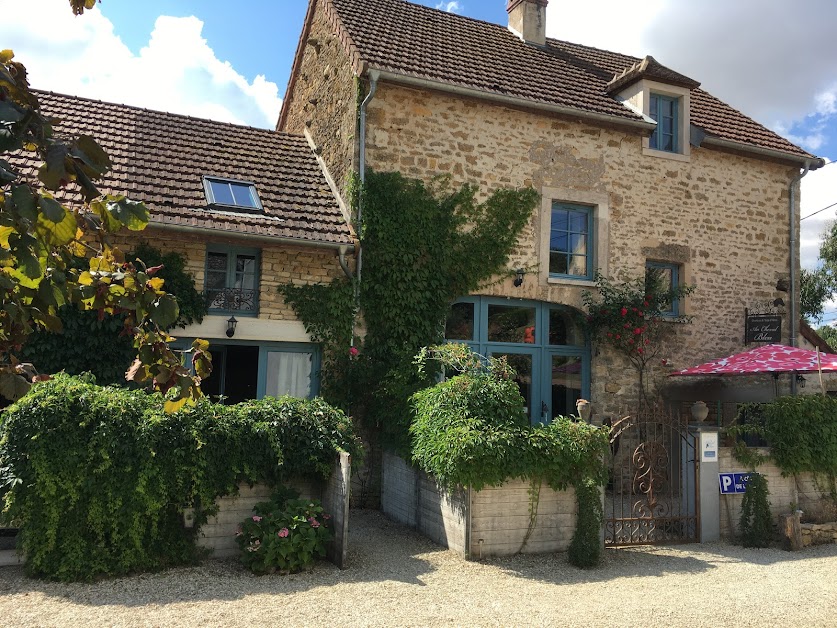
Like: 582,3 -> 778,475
507,0 -> 548,47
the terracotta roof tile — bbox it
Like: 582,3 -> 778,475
10,91 -> 354,246
326,0 -> 815,161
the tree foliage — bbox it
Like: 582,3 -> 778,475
801,220 -> 837,322
1,31 -> 209,407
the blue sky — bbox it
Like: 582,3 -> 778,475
2,0 -> 836,315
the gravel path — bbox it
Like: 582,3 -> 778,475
1,510 -> 836,627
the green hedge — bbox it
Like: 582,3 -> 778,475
0,374 -> 360,581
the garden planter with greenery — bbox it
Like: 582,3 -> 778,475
0,374 -> 359,581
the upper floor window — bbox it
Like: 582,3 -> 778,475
206,245 -> 259,315
550,202 -> 594,280
645,261 -> 680,317
203,177 -> 262,211
649,94 -> 679,153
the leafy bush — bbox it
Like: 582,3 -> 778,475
0,374 -> 359,581
411,346 -> 609,567
411,347 -> 609,492
236,489 -> 332,574
739,473 -> 772,548
568,479 -> 604,568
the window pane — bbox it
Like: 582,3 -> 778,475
445,302 -> 475,341
206,252 -> 228,291
568,255 -> 587,276
209,181 -> 234,205
569,211 -> 588,233
550,251 -> 569,275
493,352 -> 532,416
570,233 -> 587,255
487,305 -> 536,344
650,95 -> 658,119
265,351 -> 312,399
550,231 -> 569,251
646,263 -> 677,314
549,308 -> 584,346
550,355 -> 583,419
231,183 -> 258,208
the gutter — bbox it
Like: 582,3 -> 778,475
369,69 -> 656,133
789,161 -> 814,349
149,221 -> 356,277
703,137 -> 825,169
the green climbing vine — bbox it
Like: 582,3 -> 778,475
281,170 -> 538,450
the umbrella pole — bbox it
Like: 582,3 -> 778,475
818,348 -> 825,395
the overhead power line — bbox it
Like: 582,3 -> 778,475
801,201 -> 837,222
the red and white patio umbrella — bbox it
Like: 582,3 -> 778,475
670,344 -> 837,376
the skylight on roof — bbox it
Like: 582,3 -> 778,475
203,177 -> 262,211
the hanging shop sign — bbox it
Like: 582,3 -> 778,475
745,314 -> 781,344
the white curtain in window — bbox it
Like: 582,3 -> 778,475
265,351 -> 312,398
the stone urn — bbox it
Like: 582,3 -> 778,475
576,399 -> 592,423
690,400 -> 710,423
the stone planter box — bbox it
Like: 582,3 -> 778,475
381,452 -> 582,558
198,452 -> 352,568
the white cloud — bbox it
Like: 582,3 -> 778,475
0,0 -> 281,128
800,161 -> 837,272
546,0 -> 667,58
435,2 -> 462,13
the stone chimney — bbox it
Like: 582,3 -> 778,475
507,0 -> 548,47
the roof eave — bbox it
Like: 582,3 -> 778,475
149,220 -> 356,252
701,136 -> 824,169
369,68 -> 656,132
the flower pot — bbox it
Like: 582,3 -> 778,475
690,401 -> 709,423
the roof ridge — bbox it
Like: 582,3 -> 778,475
33,88 -> 305,140
544,35 -> 641,63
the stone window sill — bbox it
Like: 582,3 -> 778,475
642,146 -> 691,163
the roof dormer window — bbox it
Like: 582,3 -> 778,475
649,93 -> 680,153
203,177 -> 262,211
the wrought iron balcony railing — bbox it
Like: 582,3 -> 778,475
205,288 -> 257,312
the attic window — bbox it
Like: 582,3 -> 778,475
203,177 -> 262,211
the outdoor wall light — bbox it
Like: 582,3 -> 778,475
773,297 -> 785,307
796,374 -> 806,388
226,316 -> 238,338
513,268 -> 525,287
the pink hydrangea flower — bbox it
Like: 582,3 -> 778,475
323,514 -> 331,520
278,528 -> 290,538
349,346 -> 359,357
309,517 -> 321,529
252,515 -> 262,522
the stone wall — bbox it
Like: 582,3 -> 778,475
280,0 -> 358,197
115,227 -> 345,324
718,447 -> 808,539
381,452 -> 580,558
801,522 -> 837,547
198,452 -> 352,568
364,82 -> 800,413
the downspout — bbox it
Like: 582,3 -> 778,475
789,161 -> 811,394
357,70 -> 380,286
337,245 -> 353,279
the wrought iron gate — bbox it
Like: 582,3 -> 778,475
604,409 -> 699,546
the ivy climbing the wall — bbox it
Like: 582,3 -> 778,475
281,171 -> 538,450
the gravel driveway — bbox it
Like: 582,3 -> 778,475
1,510 -> 835,627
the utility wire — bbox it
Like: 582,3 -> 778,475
801,200 -> 837,221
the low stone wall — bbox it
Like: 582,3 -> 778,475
381,452 -> 579,558
198,452 -> 352,568
802,522 -> 837,547
718,448 -> 794,539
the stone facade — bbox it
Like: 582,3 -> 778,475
114,226 -> 346,331
362,82 -> 799,413
281,0 -> 359,198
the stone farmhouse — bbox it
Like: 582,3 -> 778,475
279,0 -> 825,419
17,0 -> 826,419
17,91 -> 356,403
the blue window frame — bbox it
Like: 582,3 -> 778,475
445,297 -> 590,424
550,202 -> 594,280
203,177 -> 262,211
649,94 -> 679,153
205,245 -> 260,316
646,261 -> 680,316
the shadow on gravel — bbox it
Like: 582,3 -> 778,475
0,510 -> 440,608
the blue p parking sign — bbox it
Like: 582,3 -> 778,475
719,472 -> 752,494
